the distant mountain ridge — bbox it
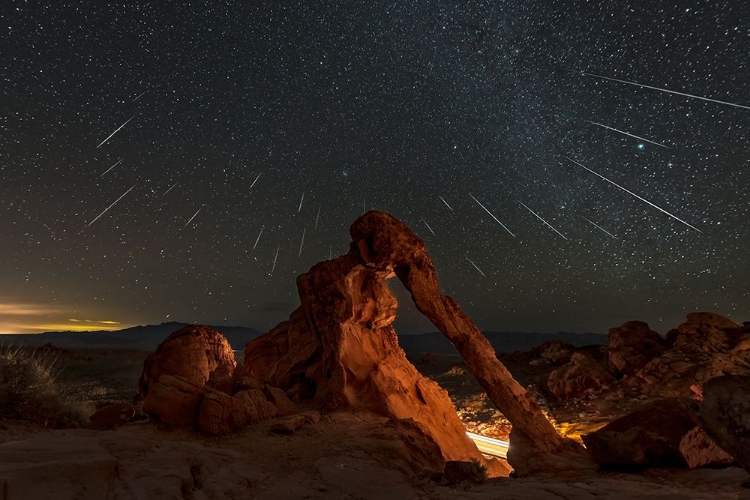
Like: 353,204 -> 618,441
398,330 -> 606,356
1,322 -> 262,351
3,322 -> 604,354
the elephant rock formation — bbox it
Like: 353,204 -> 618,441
244,211 -> 590,476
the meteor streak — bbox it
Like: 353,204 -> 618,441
421,217 -> 436,236
162,182 -> 178,196
439,196 -> 454,212
298,192 -> 305,213
563,156 -> 701,232
250,172 -> 262,189
578,71 -> 750,111
587,121 -> 669,148
465,255 -> 486,277
100,158 -> 123,177
271,245 -> 280,274
253,226 -> 264,249
133,91 -> 147,102
582,216 -> 618,239
298,228 -> 306,257
87,183 -> 137,226
518,201 -> 568,241
96,116 -> 134,149
469,194 -> 515,237
314,204 -> 321,229
184,206 -> 203,227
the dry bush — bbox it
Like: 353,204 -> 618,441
0,345 -> 90,427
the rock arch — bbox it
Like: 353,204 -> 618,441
244,211 -> 590,475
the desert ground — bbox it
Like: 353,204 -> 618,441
0,340 -> 748,500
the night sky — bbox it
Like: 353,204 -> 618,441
2,2 -> 749,335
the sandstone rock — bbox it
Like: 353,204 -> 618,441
536,339 -> 575,364
631,350 -> 750,399
89,402 -> 136,430
197,388 -> 277,435
142,374 -> 207,427
443,460 -> 486,484
698,375 -> 750,473
264,385 -> 300,416
607,321 -> 666,377
582,399 -> 699,469
547,350 -> 617,400
139,325 -> 236,401
672,313 -> 742,353
271,414 -> 307,433
245,210 -> 590,477
679,426 -> 736,469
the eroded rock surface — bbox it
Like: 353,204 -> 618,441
582,399 -> 733,470
245,210 -> 589,476
607,321 -> 667,377
698,375 -> 750,474
138,325 -> 280,433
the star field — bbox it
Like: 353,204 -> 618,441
2,1 -> 749,334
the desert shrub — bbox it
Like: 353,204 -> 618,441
0,345 -> 89,427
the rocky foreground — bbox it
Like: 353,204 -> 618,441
1,211 -> 749,498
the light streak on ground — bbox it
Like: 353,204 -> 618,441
466,432 -> 509,459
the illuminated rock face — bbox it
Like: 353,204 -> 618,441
245,210 -> 590,476
138,325 -> 277,433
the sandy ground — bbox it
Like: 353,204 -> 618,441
0,413 -> 748,500
1,347 -> 747,499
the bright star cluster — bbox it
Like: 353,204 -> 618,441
2,1 -> 748,334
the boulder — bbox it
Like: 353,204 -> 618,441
547,350 -> 617,400
535,340 -> 575,364
679,426 -> 735,469
672,313 -> 742,353
631,349 -> 750,399
607,321 -> 666,377
271,414 -> 307,434
89,402 -> 136,430
197,388 -> 277,435
582,399 -> 722,469
443,460 -> 486,484
698,375 -> 750,473
139,325 -> 236,399
245,211 -> 590,476
263,385 -> 300,416
141,374 -> 207,427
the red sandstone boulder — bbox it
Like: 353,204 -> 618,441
582,399 -> 734,470
88,403 -> 136,430
607,321 -> 666,377
679,426 -> 735,469
139,325 -> 282,433
698,375 -> 750,474
671,313 -> 742,353
197,388 -> 277,435
547,350 -> 616,400
139,325 -> 237,397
